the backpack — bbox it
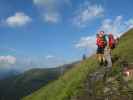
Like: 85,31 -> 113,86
103,35 -> 107,46
96,36 -> 106,48
108,34 -> 115,49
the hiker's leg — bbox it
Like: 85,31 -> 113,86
102,47 -> 106,63
98,54 -> 102,62
102,54 -> 106,62
96,53 -> 103,65
97,47 -> 102,63
104,47 -> 112,67
99,54 -> 105,65
107,50 -> 112,67
96,47 -> 99,59
96,53 -> 99,60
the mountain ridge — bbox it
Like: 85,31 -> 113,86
0,62 -> 79,100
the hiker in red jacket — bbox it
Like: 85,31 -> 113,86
96,31 -> 107,65
104,33 -> 118,67
108,33 -> 116,50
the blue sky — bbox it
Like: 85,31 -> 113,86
0,0 -> 133,70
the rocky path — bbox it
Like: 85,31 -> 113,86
72,58 -> 133,100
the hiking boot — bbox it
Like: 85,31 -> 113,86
103,60 -> 108,66
99,60 -> 104,66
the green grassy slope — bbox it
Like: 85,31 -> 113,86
23,58 -> 99,100
112,29 -> 133,63
23,29 -> 133,100
75,29 -> 133,100
83,29 -> 133,100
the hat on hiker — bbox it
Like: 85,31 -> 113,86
99,31 -> 104,37
109,33 -> 113,36
99,31 -> 104,35
109,33 -> 114,38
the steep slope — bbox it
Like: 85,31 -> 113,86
74,29 -> 133,100
0,62 -> 78,100
23,29 -> 133,100
112,29 -> 133,63
78,29 -> 133,100
22,57 -> 99,100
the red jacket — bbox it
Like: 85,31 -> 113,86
96,37 -> 105,48
109,35 -> 115,47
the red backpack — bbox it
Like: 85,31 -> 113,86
96,37 -> 105,48
108,34 -> 115,49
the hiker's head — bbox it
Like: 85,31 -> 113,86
109,33 -> 113,35
109,33 -> 114,38
99,31 -> 104,37
100,31 -> 104,35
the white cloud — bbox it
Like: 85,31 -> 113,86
5,12 -> 32,27
75,16 -> 133,56
99,16 -> 133,37
0,47 -> 16,52
0,55 -> 16,65
33,0 -> 70,8
44,13 -> 60,23
45,55 -> 55,59
75,36 -> 96,49
33,0 -> 47,5
33,0 -> 70,23
73,3 -> 104,27
15,55 -> 71,70
34,0 -> 71,4
127,19 -> 133,29
34,0 -> 55,5
33,0 -> 58,12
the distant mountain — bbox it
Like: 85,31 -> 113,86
0,68 -> 20,80
0,61 -> 79,100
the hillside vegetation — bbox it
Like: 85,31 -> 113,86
23,29 -> 133,100
23,58 -> 99,100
